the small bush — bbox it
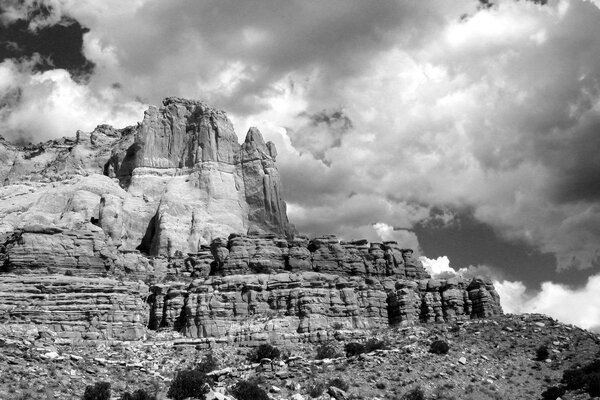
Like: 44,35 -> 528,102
541,386 -> 565,400
429,340 -> 450,355
562,359 -> 600,395
331,322 -> 344,330
345,342 -> 365,357
247,343 -> 281,363
316,343 -> 341,360
364,338 -> 387,352
230,380 -> 269,400
167,370 -> 211,400
375,382 -> 386,390
121,389 -> 156,400
589,373 -> 600,397
82,382 -> 111,400
536,345 -> 550,361
402,386 -> 426,400
328,377 -> 349,392
196,352 -> 218,374
307,382 -> 326,398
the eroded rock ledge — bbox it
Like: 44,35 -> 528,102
0,98 -> 503,344
144,234 -> 502,345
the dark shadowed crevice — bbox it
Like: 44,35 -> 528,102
137,213 -> 157,255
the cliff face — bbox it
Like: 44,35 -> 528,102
0,97 -> 293,257
0,99 -> 502,344
144,234 -> 502,345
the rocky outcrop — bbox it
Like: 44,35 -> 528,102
0,98 -> 503,344
0,97 -> 293,258
147,270 -> 502,344
143,234 -> 502,343
0,274 -> 147,341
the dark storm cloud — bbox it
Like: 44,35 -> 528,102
0,2 -> 94,79
78,0 -> 457,112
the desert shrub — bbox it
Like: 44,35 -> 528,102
316,342 -> 341,359
331,322 -> 344,330
561,359 -> 600,396
328,377 -> 349,392
364,338 -> 387,352
82,382 -> 111,400
121,389 -> 156,400
345,342 -> 365,357
541,386 -> 565,400
589,373 -> 600,397
536,345 -> 550,361
167,370 -> 211,400
307,382 -> 326,398
196,352 -> 218,374
247,343 -> 280,363
230,380 -> 269,400
375,382 -> 386,390
429,340 -> 450,355
402,386 -> 426,400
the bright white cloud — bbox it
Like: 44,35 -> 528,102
420,255 -> 455,277
0,59 -> 145,143
496,274 -> 600,332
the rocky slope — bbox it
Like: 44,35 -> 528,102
0,98 -> 502,346
0,314 -> 598,399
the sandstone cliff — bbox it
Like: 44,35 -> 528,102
0,98 -> 503,344
0,97 -> 293,257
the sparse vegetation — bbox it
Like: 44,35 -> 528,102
344,338 -> 387,357
536,345 -> 549,361
82,382 -> 111,400
166,370 -> 211,400
402,386 -> 426,400
429,340 -> 450,355
327,377 -> 349,391
195,352 -> 218,374
230,380 -> 269,400
316,342 -> 342,359
331,322 -> 345,330
121,389 -> 156,400
307,381 -> 326,398
247,343 -> 281,363
345,342 -> 365,357
541,386 -> 565,400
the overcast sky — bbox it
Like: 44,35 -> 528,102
1,0 -> 599,331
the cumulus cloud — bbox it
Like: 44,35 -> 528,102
0,58 -> 144,143
2,0 -> 600,274
496,274 -> 600,332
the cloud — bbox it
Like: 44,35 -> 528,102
496,274 -> 600,332
2,0 -> 600,274
0,58 -> 144,143
420,255 -> 454,277
420,254 -> 600,332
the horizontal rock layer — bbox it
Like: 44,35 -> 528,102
147,272 -> 502,344
0,275 -> 148,341
0,98 -> 504,344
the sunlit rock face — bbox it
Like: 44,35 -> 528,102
0,98 -> 502,344
0,97 -> 293,257
146,234 -> 503,344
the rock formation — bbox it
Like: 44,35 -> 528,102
0,98 -> 503,344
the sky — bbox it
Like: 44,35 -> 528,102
1,0 -> 599,332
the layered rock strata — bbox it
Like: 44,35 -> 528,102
144,234 -> 503,344
0,98 -> 503,344
0,275 -> 147,341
